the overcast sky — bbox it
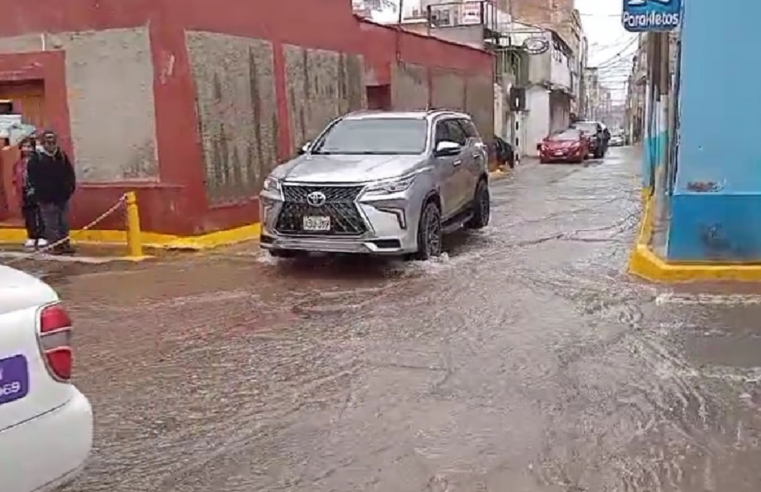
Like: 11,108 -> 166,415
375,0 -> 635,100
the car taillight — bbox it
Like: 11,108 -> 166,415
38,304 -> 73,381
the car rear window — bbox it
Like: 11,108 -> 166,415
548,129 -> 581,141
572,123 -> 598,134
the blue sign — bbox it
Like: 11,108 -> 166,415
0,354 -> 29,406
622,0 -> 681,32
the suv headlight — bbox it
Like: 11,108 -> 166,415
262,176 -> 281,192
365,174 -> 418,195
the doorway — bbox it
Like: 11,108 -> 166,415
367,84 -> 391,110
0,80 -> 45,221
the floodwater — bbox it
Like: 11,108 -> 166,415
30,147 -> 761,491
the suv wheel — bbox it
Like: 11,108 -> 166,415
466,180 -> 490,229
415,201 -> 442,260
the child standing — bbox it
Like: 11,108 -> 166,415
12,137 -> 47,249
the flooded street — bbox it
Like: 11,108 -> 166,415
35,147 -> 761,491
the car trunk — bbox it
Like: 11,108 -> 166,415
0,266 -> 72,432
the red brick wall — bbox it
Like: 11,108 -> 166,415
0,0 -> 493,236
506,0 -> 553,27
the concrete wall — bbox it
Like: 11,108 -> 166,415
528,52 -> 551,86
431,68 -> 465,110
666,0 -> 761,261
550,44 -> 571,90
525,87 -> 549,157
186,31 -> 278,205
426,25 -> 484,50
465,74 -> 494,141
549,91 -> 570,133
392,62 -> 429,110
284,46 -> 366,152
0,28 -> 158,182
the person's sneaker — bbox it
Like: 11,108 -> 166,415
35,239 -> 49,249
23,239 -> 36,248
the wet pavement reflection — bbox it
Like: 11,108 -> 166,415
31,147 -> 761,491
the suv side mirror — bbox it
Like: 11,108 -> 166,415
536,143 -> 542,151
298,141 -> 311,155
435,141 -> 461,157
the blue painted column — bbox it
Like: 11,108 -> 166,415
667,0 -> 761,261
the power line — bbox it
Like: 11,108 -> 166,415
591,37 -> 639,69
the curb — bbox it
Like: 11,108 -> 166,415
0,223 -> 261,252
0,251 -> 153,264
628,192 -> 761,282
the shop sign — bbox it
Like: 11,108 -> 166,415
523,37 -> 550,55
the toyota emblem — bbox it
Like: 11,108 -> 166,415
306,191 -> 327,207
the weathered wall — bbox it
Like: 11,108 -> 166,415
465,74 -> 494,141
525,87 -> 549,157
392,63 -> 429,110
0,29 -> 158,182
186,31 -> 278,205
284,46 -> 365,152
431,69 -> 465,111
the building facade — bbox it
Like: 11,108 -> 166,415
654,0 -> 761,262
509,23 -> 575,157
0,0 -> 493,238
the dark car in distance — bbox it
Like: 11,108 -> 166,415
538,129 -> 589,164
570,120 -> 608,158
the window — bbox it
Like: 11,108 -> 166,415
443,120 -> 466,145
434,121 -> 450,143
548,129 -> 581,141
457,119 -> 479,139
311,117 -> 427,155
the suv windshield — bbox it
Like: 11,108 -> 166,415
549,129 -> 580,141
312,118 -> 427,155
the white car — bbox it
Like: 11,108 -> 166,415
0,265 -> 93,492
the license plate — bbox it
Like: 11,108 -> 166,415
0,355 -> 29,406
302,216 -> 331,231
554,150 -> 564,156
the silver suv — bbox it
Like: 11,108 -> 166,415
258,110 -> 490,259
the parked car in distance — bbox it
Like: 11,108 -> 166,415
538,129 -> 589,164
570,120 -> 607,158
609,132 -> 624,147
0,265 -> 93,492
259,110 -> 491,260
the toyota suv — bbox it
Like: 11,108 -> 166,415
259,110 -> 491,259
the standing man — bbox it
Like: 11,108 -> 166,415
27,130 -> 76,254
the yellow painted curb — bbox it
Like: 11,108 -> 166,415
627,191 -> 761,282
0,223 -> 261,252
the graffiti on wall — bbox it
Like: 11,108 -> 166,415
186,32 -> 279,204
284,46 -> 365,153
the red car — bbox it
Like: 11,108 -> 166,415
538,129 -> 589,164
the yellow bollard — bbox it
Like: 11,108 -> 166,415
125,191 -> 143,258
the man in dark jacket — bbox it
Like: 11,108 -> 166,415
27,130 -> 76,254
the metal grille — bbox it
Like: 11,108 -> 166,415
276,185 -> 367,235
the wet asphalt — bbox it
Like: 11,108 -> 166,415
31,146 -> 761,491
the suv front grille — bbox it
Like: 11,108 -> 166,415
276,185 -> 367,235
